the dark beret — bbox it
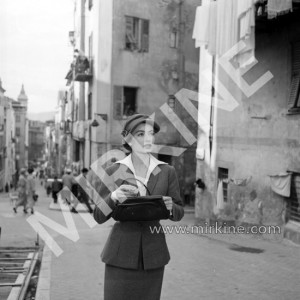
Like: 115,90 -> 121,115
121,114 -> 160,137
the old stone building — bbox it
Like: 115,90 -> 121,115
194,0 -> 300,243
12,85 -> 29,170
64,0 -> 199,202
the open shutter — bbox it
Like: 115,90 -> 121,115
289,42 -> 300,110
141,20 -> 149,52
288,72 -> 300,108
113,86 -> 123,119
126,16 -> 134,34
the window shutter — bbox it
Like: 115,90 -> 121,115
289,42 -> 300,109
141,20 -> 149,52
113,86 -> 123,119
88,93 -> 92,120
126,16 -> 134,35
288,72 -> 300,108
292,41 -> 300,72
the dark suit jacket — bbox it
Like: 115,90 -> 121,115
93,162 -> 184,270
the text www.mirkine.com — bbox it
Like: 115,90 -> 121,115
149,223 -> 281,235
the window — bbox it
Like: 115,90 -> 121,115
113,86 -> 137,119
288,41 -> 300,114
88,0 -> 93,10
218,167 -> 229,202
169,30 -> 178,48
89,33 -> 93,59
88,92 -> 92,120
16,127 -> 20,136
15,142 -> 20,153
287,174 -> 300,222
74,140 -> 80,161
125,16 -> 149,52
16,115 -> 21,122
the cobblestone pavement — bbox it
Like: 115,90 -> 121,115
0,183 -> 299,300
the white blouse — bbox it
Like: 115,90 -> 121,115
116,154 -> 167,196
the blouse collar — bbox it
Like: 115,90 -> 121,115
116,154 -> 167,176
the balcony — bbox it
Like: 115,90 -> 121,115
65,56 -> 93,85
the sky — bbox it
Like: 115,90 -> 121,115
0,0 -> 74,113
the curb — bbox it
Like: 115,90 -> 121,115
35,245 -> 52,300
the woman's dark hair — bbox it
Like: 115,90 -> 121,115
195,178 -> 206,189
28,168 -> 34,174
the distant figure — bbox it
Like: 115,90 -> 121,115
194,178 -> 213,223
62,169 -> 77,213
75,168 -> 93,213
13,168 -> 28,214
5,182 -> 9,193
26,168 -> 36,214
52,176 -> 62,204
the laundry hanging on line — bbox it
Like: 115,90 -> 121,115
267,0 -> 293,19
268,172 -> 292,197
192,0 -> 256,68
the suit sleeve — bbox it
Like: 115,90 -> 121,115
93,165 -> 118,224
167,166 -> 184,221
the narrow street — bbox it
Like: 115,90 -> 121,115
0,181 -> 299,300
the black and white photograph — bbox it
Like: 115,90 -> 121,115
0,0 -> 300,299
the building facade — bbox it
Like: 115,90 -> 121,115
64,0 -> 199,201
0,79 -> 6,191
4,96 -> 16,190
194,0 -> 300,242
0,79 -> 16,191
12,85 -> 29,170
28,120 -> 46,166
44,120 -> 56,177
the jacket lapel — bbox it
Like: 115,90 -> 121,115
147,166 -> 161,195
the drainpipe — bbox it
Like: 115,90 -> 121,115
178,0 -> 185,91
79,0 -> 85,122
79,0 -> 85,167
177,0 -> 186,199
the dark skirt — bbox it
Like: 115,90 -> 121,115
104,264 -> 164,300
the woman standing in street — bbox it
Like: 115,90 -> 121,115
13,168 -> 28,214
26,168 -> 36,214
93,114 -> 184,300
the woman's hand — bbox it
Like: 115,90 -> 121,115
111,185 -> 138,203
162,196 -> 173,214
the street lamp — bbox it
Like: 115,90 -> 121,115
89,118 -> 99,166
90,119 -> 99,127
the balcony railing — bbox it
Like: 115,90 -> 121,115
65,56 -> 93,85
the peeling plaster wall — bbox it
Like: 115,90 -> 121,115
196,17 -> 300,229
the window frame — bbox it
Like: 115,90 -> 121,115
88,92 -> 92,120
125,16 -> 149,53
218,167 -> 229,202
113,85 -> 138,120
16,127 -> 21,136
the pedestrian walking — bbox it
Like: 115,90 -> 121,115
13,168 -> 28,214
76,168 -> 93,213
26,168 -> 36,214
61,169 -> 77,213
93,114 -> 184,300
51,176 -> 62,204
